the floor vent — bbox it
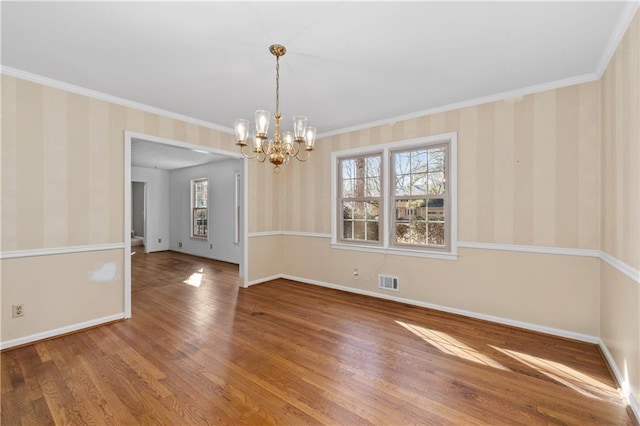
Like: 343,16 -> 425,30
378,274 -> 399,291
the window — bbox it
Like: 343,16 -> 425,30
338,154 -> 382,244
191,178 -> 208,238
332,134 -> 456,259
392,144 -> 447,248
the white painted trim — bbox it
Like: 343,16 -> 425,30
124,133 -> 133,318
600,251 -> 640,284
330,133 -> 458,159
124,131 -> 249,297
598,339 -> 640,423
329,133 -> 458,258
248,231 -> 282,238
330,243 -> 459,261
249,232 -> 638,285
457,241 -> 600,258
233,171 -> 240,245
0,313 -> 125,350
242,159 -> 249,288
280,231 -> 332,239
126,131 -> 242,159
331,152 -> 338,246
278,274 -> 599,344
449,134 -> 458,253
595,2 -> 640,77
247,274 -> 281,287
1,66 -> 234,135
318,74 -> 599,139
0,243 -> 124,259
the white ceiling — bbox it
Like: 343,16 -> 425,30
131,138 -> 230,170
1,1 -> 636,137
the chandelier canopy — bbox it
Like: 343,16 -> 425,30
235,44 -> 316,171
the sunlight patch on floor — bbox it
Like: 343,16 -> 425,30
490,345 -> 620,401
184,268 -> 205,287
396,321 -> 509,371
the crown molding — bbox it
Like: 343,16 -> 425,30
0,66 -> 235,135
317,73 -> 599,139
595,1 -> 639,77
4,4 -> 635,142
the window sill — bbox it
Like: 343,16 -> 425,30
190,236 -> 208,240
330,242 -> 458,260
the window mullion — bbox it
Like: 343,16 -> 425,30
382,148 -> 390,249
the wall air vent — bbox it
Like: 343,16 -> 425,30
378,274 -> 399,291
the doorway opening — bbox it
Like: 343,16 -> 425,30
124,131 -> 249,318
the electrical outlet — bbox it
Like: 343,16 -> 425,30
12,304 -> 24,318
210,243 -> 213,249
353,268 -> 359,277
158,238 -> 162,243
178,242 -> 182,248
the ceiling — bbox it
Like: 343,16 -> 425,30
131,139 -> 229,170
1,2 -> 635,137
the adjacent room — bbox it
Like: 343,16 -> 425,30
1,2 -> 638,424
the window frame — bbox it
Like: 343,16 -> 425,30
331,133 -> 457,260
191,177 -> 208,239
390,142 -> 450,252
337,153 -> 383,246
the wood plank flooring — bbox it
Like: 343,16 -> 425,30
2,250 -> 636,425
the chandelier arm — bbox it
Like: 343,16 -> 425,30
256,151 -> 267,163
289,141 -> 301,157
293,149 -> 313,162
239,145 -> 259,160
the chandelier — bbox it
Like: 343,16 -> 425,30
235,44 -> 316,171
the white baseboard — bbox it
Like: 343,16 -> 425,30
266,273 -> 639,420
246,274 -> 282,287
1,313 -> 125,350
274,273 -> 599,344
598,339 -> 640,422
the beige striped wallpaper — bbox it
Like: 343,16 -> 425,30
599,9 -> 640,409
601,11 -> 640,270
1,76 -> 281,253
282,81 -> 601,250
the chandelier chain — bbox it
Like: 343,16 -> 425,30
275,54 -> 280,116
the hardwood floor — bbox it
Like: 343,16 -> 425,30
2,250 -> 636,425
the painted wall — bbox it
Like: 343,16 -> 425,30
282,236 -> 600,335
1,14 -> 638,415
600,10 -> 640,410
1,249 -> 124,343
281,83 -> 601,248
169,158 -> 242,264
248,235 -> 282,282
131,166 -> 170,252
1,75 -> 278,346
278,80 -> 602,337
